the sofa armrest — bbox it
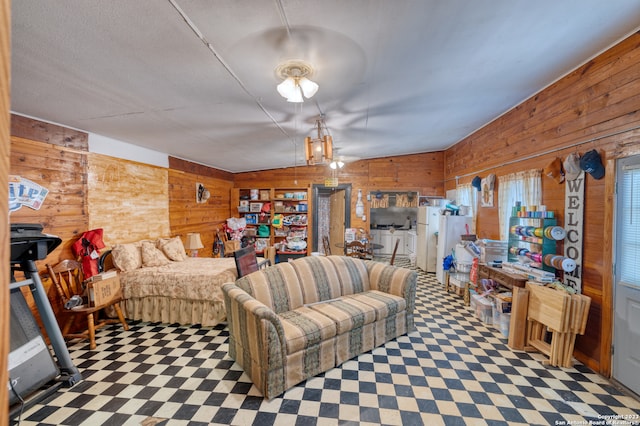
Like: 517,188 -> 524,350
222,282 -> 287,391
365,262 -> 417,314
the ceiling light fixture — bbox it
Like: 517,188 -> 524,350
305,116 -> 333,165
276,61 -> 318,103
329,160 -> 344,169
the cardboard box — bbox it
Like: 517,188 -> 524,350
448,272 -> 467,296
224,240 -> 241,255
87,273 -> 122,307
492,292 -> 513,313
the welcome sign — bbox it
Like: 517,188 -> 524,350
564,171 -> 585,293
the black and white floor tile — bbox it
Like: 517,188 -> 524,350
13,257 -> 640,425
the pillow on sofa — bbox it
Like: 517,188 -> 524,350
111,243 -> 143,272
141,241 -> 171,267
158,236 -> 187,261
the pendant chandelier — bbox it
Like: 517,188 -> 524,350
305,116 -> 333,166
276,61 -> 319,103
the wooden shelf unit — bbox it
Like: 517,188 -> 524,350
232,187 -> 311,258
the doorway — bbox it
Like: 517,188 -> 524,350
613,154 -> 640,396
312,184 -> 351,253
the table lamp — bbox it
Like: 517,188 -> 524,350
185,233 -> 204,257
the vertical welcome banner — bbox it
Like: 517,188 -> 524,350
564,171 -> 585,293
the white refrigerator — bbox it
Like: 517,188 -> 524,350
416,206 -> 440,273
436,214 -> 473,284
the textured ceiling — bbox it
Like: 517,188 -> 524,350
10,1 -> 640,172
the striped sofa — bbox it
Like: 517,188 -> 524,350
222,255 -> 417,399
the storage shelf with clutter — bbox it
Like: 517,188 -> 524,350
231,187 -> 311,258
461,201 -> 591,358
506,203 -> 574,278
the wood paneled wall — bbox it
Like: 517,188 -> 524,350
88,154 -> 170,245
9,125 -> 90,339
6,31 -> 640,386
168,157 -> 234,257
7,125 -> 236,341
10,137 -> 89,262
233,152 -> 445,231
1,0 -> 10,421
444,31 -> 640,375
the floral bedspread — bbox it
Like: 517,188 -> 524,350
121,257 -> 237,302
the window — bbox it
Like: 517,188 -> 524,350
617,159 -> 640,285
456,183 -> 478,232
497,170 -> 542,241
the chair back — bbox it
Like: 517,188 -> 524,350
322,236 -> 331,256
47,259 -> 84,302
234,245 -> 260,277
345,240 -> 368,258
390,238 -> 401,265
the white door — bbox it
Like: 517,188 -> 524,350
426,208 -> 440,272
613,155 -> 640,395
416,224 -> 428,270
379,231 -> 394,255
394,232 -> 406,256
407,231 -> 417,257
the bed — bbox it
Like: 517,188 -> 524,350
103,237 -> 238,327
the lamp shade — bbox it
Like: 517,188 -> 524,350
298,77 -> 319,98
276,77 -> 296,98
275,62 -> 318,103
329,160 -> 344,169
305,117 -> 333,165
287,84 -> 304,103
185,233 -> 204,250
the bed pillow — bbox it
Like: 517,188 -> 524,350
111,243 -> 142,272
158,236 -> 187,261
141,241 -> 171,267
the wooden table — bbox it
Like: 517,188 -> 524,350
478,264 -> 527,289
334,242 -> 383,250
455,264 -> 528,306
335,242 -> 383,258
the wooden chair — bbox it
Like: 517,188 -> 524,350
47,260 -> 128,350
322,236 -> 332,256
234,245 -> 271,278
389,238 -> 401,265
345,240 -> 369,259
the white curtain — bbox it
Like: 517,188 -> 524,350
456,183 -> 478,233
497,169 -> 542,240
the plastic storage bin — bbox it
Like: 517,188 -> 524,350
499,312 -> 511,337
472,294 -> 493,325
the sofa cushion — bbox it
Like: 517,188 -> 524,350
290,256 -> 343,305
279,306 -> 337,354
308,296 -> 377,334
235,262 -> 303,313
326,256 -> 371,295
346,290 -> 406,321
366,261 -> 415,298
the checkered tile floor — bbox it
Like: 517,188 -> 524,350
14,258 -> 640,426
